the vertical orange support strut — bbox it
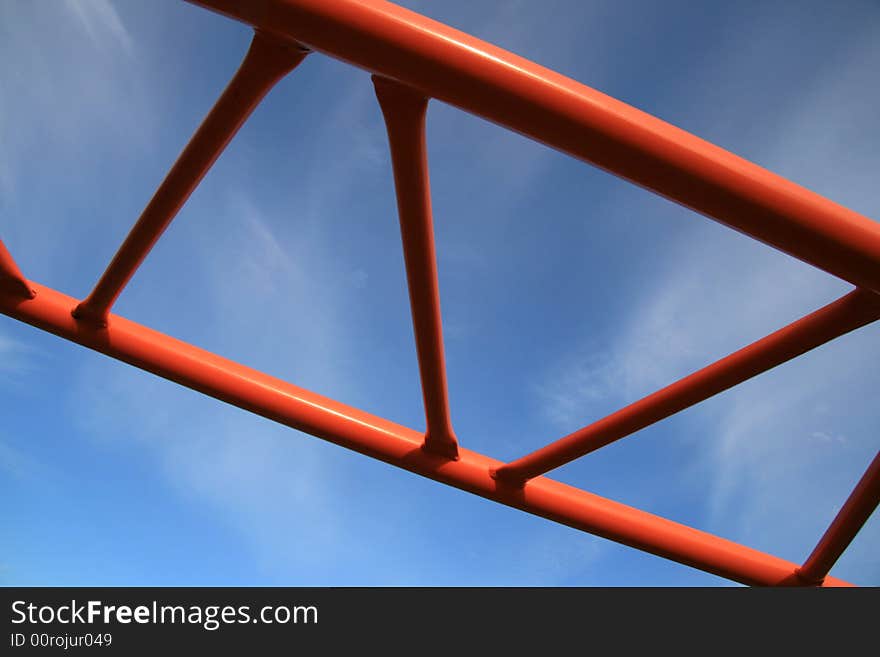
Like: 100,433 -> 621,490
797,451 -> 880,584
72,30 -> 308,326
0,239 -> 34,299
374,76 -> 459,460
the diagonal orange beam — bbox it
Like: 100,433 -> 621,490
493,288 -> 880,484
0,280 -> 854,586
374,76 -> 459,459
187,0 -> 880,295
796,450 -> 880,585
73,30 -> 308,326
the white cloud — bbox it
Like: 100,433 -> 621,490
811,431 -> 846,445
63,0 -> 134,56
0,0 -> 152,282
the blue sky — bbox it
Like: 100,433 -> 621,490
1,0 -> 878,586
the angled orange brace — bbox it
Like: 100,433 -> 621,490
2,0 -> 878,586
73,30 -> 308,326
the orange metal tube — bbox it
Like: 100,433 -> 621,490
72,30 -> 308,326
797,451 -> 880,584
374,76 -> 459,459
187,0 -> 880,295
494,288 -> 880,484
0,239 -> 34,299
0,281 -> 853,586
5,0 -> 876,588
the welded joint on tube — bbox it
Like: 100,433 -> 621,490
372,74 -> 430,111
0,240 -> 36,300
253,28 -> 311,56
0,278 -> 36,300
0,274 -> 36,300
420,439 -> 460,461
793,568 -> 824,587
70,304 -> 109,329
489,467 -> 526,489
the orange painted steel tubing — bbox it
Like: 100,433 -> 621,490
188,0 -> 880,295
72,30 -> 308,325
495,288 -> 880,484
797,451 -> 880,584
3,0 -> 877,586
0,239 -> 34,299
374,76 -> 459,460
0,282 -> 854,586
